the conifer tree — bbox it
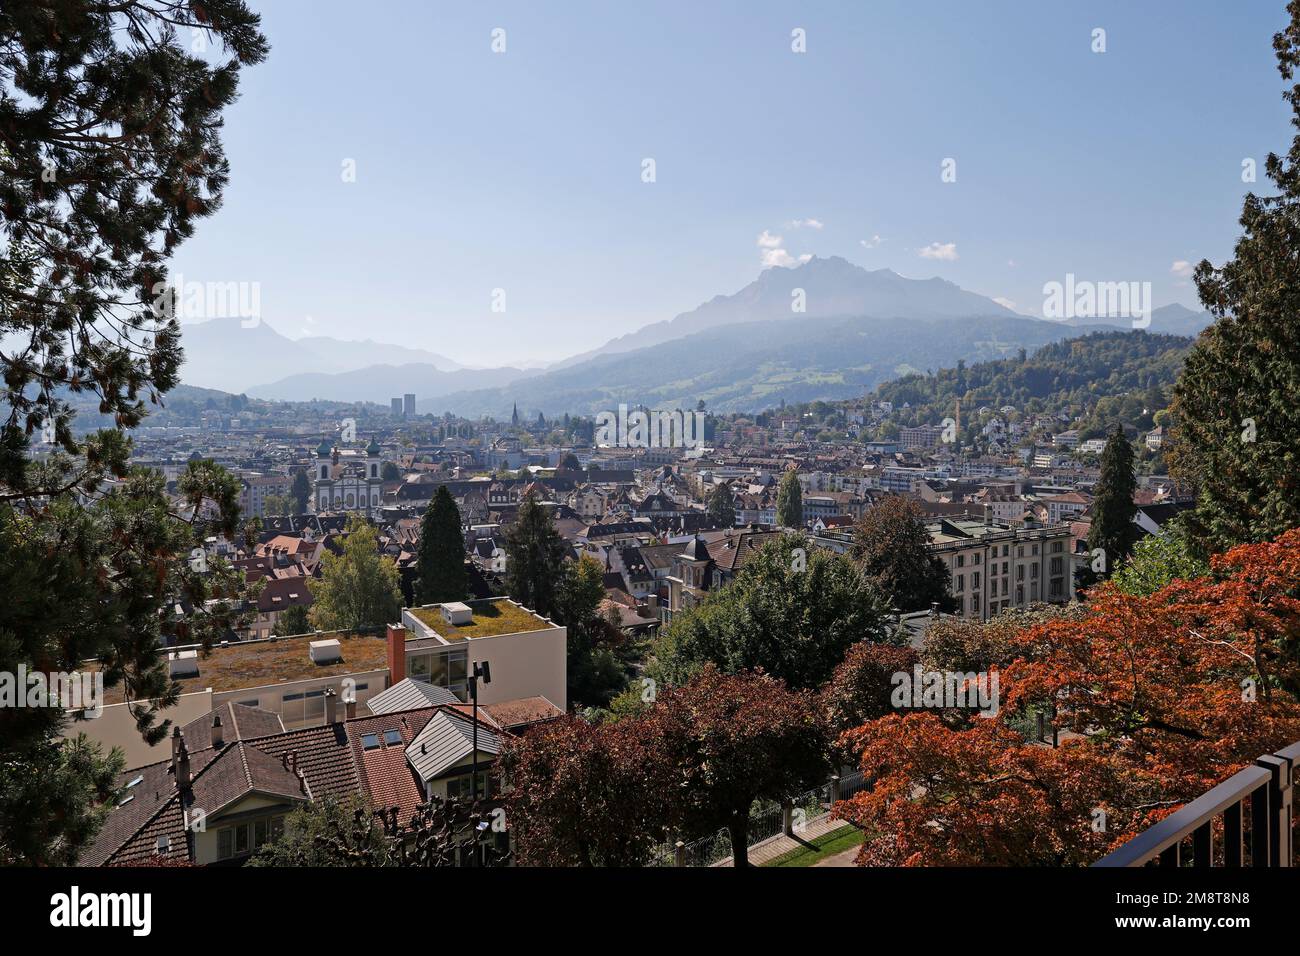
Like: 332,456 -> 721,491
1169,4 -> 1300,553
416,486 -> 467,604
1085,427 -> 1138,579
504,492 -> 566,616
776,469 -> 803,528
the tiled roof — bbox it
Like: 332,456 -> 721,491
180,702 -> 285,750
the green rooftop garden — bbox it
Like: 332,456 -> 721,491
410,600 -> 549,641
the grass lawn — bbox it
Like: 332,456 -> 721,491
763,825 -> 865,867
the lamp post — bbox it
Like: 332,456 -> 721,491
469,659 -> 491,866
469,660 -> 491,800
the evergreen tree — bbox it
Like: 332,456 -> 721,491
503,492 -> 566,616
1168,6 -> 1300,554
0,1 -> 268,496
290,470 -> 312,514
310,516 -> 403,631
0,1 -> 267,864
775,469 -> 803,528
1085,426 -> 1138,580
706,483 -> 736,528
416,486 -> 466,604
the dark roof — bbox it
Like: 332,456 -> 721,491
680,536 -> 711,562
180,702 -> 285,750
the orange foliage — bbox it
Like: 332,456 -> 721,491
835,529 -> 1300,866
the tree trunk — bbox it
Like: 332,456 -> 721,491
730,813 -> 750,868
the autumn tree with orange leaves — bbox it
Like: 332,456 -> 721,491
834,530 -> 1300,866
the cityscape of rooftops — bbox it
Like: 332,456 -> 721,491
0,0 -> 1294,935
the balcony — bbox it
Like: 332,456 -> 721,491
1093,741 -> 1298,867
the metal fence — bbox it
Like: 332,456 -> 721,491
650,770 -> 865,867
1094,740 -> 1298,868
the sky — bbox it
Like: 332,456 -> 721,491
169,0 -> 1296,366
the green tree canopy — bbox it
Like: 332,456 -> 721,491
706,483 -> 736,528
1169,6 -> 1300,554
776,469 -> 803,528
503,491 -> 566,616
1084,426 -> 1137,581
415,485 -> 466,604
309,515 -> 402,631
852,496 -> 952,612
652,534 -> 893,690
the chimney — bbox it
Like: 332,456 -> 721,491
386,623 -> 407,686
173,731 -> 191,791
324,687 -> 337,725
344,689 -> 357,720
983,503 -> 993,526
211,712 -> 224,749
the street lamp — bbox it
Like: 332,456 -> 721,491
469,659 -> 492,867
469,660 -> 491,802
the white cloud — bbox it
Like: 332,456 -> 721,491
1171,259 -> 1194,278
918,242 -> 959,261
757,229 -> 811,268
786,218 -> 824,230
762,248 -> 812,268
993,297 -> 1017,311
860,235 -> 883,249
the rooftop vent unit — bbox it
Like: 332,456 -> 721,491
168,649 -> 200,679
309,638 -> 343,665
441,602 -> 472,626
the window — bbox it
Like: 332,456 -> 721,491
383,729 -> 402,747
361,733 -> 380,751
955,574 -> 964,593
974,553 -> 981,566
217,814 -> 285,860
972,571 -> 980,588
956,554 -> 965,568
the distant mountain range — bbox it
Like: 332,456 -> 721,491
176,258 -> 1215,415
548,255 -> 1022,369
177,318 -> 466,393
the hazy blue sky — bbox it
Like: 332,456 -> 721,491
171,0 -> 1295,365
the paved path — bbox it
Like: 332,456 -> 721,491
712,813 -> 845,867
814,845 -> 860,867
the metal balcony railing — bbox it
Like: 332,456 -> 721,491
1093,741 -> 1298,867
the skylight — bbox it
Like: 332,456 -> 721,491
361,733 -> 380,750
